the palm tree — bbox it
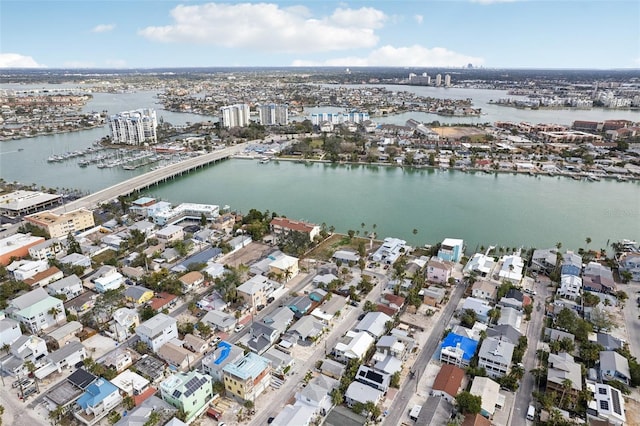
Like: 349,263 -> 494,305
48,306 -> 62,325
559,378 -> 573,407
556,241 -> 562,250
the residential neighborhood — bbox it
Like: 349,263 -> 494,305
0,192 -> 639,426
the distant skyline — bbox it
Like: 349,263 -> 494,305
1,0 -> 638,69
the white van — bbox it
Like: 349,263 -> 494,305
526,404 -> 535,421
409,405 -> 422,422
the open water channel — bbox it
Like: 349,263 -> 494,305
1,84 -> 638,251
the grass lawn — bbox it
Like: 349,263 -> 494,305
306,233 -> 381,261
91,249 -> 118,265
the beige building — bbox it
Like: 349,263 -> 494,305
25,209 -> 95,239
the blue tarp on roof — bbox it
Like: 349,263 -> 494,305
215,341 -> 231,365
440,332 -> 479,362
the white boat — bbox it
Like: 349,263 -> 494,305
586,173 -> 600,182
258,157 -> 270,164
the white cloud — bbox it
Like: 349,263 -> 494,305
92,23 -> 116,33
292,45 -> 484,68
414,14 -> 424,24
139,2 -> 386,53
0,53 -> 43,68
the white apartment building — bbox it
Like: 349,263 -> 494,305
257,103 -> 288,126
220,104 -> 250,128
108,108 -> 158,145
135,313 -> 178,353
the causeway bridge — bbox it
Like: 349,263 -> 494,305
54,142 -> 248,213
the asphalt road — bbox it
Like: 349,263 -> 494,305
383,281 -> 467,425
621,281 -> 640,361
510,277 -> 550,426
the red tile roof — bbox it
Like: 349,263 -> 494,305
462,413 -> 491,426
133,387 -> 156,406
270,217 -> 317,233
148,292 -> 177,311
432,364 -> 465,398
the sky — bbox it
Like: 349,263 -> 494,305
1,0 -> 639,69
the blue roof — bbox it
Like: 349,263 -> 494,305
76,378 -> 118,409
222,352 -> 269,380
440,332 -> 479,362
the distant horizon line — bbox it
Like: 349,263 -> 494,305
2,66 -> 639,72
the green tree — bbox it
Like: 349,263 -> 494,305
67,232 -> 82,254
455,391 -> 482,414
390,371 -> 401,388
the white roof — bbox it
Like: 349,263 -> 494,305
269,255 -> 298,270
111,369 -> 150,394
0,234 -> 44,258
442,238 -> 463,247
470,376 -> 501,416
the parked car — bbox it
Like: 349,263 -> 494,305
257,304 -> 265,311
267,297 -> 275,304
22,387 -> 37,399
234,324 -> 245,333
210,336 -> 221,346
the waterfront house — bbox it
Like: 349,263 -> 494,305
160,371 -> 214,423
270,217 -> 320,242
530,248 -> 559,274
619,252 -> 640,282
431,364 -> 465,404
135,313 -> 178,353
222,352 -> 272,402
478,337 -> 514,379
464,253 -> 496,278
497,254 -> 524,284
438,238 -> 464,263
74,378 -> 122,426
427,258 -> 454,284
583,262 -> 616,293
547,352 -> 583,404
600,351 -> 630,384
6,287 -> 66,333
202,341 -> 245,382
371,237 -> 407,265
561,252 -> 583,277
469,376 -> 503,419
47,274 -> 83,300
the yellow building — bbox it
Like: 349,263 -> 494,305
25,208 -> 95,239
222,352 -> 272,402
124,285 -> 155,305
